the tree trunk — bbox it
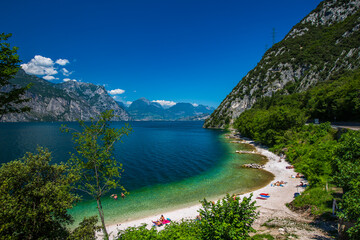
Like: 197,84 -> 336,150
97,198 -> 109,240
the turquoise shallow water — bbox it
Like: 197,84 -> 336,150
0,121 -> 274,226
69,130 -> 274,226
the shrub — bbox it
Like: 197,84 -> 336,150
198,194 -> 258,240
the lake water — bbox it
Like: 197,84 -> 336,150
0,121 -> 274,226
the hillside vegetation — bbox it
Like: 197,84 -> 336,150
205,0 -> 360,128
233,69 -> 360,239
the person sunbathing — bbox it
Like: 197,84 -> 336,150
159,215 -> 171,224
152,220 -> 162,226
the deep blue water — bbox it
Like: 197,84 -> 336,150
0,121 -> 224,192
0,121 -> 273,224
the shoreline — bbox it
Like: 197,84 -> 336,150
103,134 -> 306,239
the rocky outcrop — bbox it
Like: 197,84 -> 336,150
1,69 -> 130,122
204,0 -> 360,129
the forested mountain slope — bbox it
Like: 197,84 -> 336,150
205,0 -> 360,128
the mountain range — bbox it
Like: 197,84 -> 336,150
2,69 -> 130,122
2,70 -> 214,122
204,0 -> 360,128
124,98 -> 214,121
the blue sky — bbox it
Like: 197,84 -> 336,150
2,0 -> 322,108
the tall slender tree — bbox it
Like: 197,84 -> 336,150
0,33 -> 31,120
62,110 -> 132,239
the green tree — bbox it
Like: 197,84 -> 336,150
116,220 -> 200,240
332,131 -> 360,239
0,147 -> 78,240
117,224 -> 159,240
198,194 -> 258,240
0,33 -> 31,120
234,106 -> 307,147
63,110 -> 132,239
69,216 -> 101,240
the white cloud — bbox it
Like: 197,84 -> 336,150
33,55 -> 53,66
126,101 -> 133,106
43,75 -> 58,81
63,78 -> 77,82
152,100 -> 177,108
55,59 -> 69,66
191,103 -> 199,107
61,68 -> 73,76
21,55 -> 58,76
108,89 -> 125,95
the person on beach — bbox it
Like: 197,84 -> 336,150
152,220 -> 162,226
232,194 -> 237,201
160,215 -> 171,224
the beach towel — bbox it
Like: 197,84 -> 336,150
162,219 -> 171,224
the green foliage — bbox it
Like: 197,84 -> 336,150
305,70 -> 360,121
63,110 -> 132,239
332,131 -> 360,239
273,123 -> 336,186
117,194 -> 257,240
338,187 -> 360,239
69,216 -> 101,240
159,220 -> 200,240
332,131 -> 360,192
0,33 -> 31,119
0,147 -> 78,240
289,187 -> 333,216
117,220 -> 200,240
117,224 -> 159,240
251,69 -> 360,123
198,194 -> 258,240
251,233 -> 274,240
234,106 -> 307,146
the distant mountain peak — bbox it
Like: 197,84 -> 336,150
127,98 -> 214,121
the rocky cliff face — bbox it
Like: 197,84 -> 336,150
1,69 -> 130,122
56,81 -> 130,121
204,0 -> 360,128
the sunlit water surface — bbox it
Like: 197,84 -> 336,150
0,121 -> 274,226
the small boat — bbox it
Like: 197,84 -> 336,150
260,193 -> 269,196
